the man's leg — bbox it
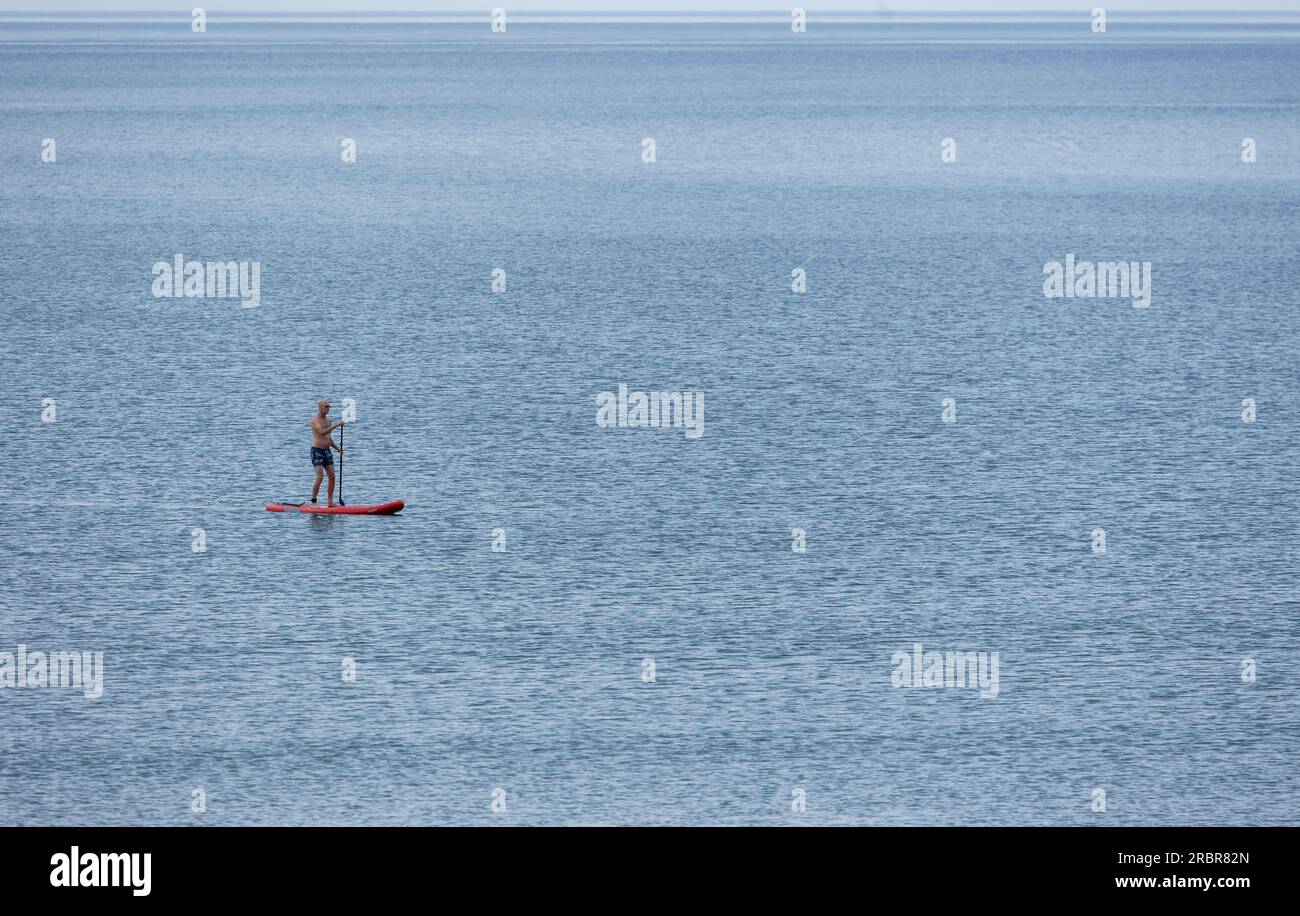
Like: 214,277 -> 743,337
326,466 -> 337,507
311,466 -> 324,502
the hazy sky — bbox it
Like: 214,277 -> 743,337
2,2 -> 1296,13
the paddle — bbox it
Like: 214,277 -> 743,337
338,422 -> 345,507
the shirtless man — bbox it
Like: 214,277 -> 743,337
310,400 -> 345,506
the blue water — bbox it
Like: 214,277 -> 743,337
1,14 -> 1297,825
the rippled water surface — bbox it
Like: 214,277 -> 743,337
1,15 -> 1297,825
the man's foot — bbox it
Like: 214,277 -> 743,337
326,502 -> 336,508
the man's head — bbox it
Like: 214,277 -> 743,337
318,400 -> 330,416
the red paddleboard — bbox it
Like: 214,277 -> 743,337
266,500 -> 404,515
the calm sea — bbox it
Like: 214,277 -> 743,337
0,13 -> 1297,825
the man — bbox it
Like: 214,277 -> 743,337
310,400 -> 345,506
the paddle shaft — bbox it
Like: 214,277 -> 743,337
338,423 -> 345,506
